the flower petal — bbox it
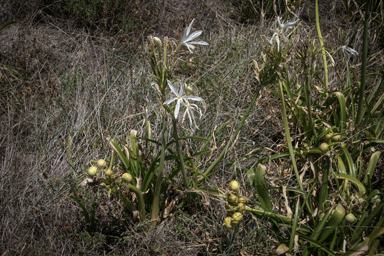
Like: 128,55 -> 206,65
190,41 -> 209,46
167,80 -> 179,96
164,98 -> 177,105
183,95 -> 202,101
174,99 -> 181,119
184,30 -> 203,43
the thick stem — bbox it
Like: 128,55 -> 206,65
315,0 -> 329,92
128,184 -> 146,222
150,117 -> 167,230
203,88 -> 261,177
356,0 -> 372,124
172,117 -> 190,189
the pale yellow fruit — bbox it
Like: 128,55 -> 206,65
87,166 -> 98,177
345,213 -> 357,223
238,196 -> 247,204
229,180 -> 240,191
104,169 -> 114,176
228,194 -> 237,204
97,159 -> 107,168
332,135 -> 341,142
237,202 -> 245,212
325,133 -> 332,140
232,212 -> 243,222
320,143 -> 329,152
224,217 -> 234,229
122,173 -> 132,182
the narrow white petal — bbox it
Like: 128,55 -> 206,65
167,80 -> 179,96
186,19 -> 195,37
184,30 -> 203,43
276,36 -> 280,51
179,81 -> 184,95
184,95 -> 202,101
164,98 -> 177,105
184,43 -> 194,53
190,41 -> 209,46
174,99 -> 181,119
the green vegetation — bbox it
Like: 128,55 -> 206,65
1,0 -> 383,255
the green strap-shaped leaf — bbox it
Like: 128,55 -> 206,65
333,92 -> 347,133
336,173 -> 366,197
363,151 -> 381,194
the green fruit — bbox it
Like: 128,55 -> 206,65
320,143 -> 329,152
237,202 -> 245,212
332,135 -> 341,142
232,212 -> 243,222
238,196 -> 247,204
97,159 -> 107,168
104,169 -> 114,176
229,180 -> 240,191
87,166 -> 98,177
228,194 -> 237,204
340,142 -> 346,149
122,173 -> 132,182
224,217 -> 234,229
325,133 -> 332,140
345,213 -> 357,223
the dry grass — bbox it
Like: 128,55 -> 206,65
1,0 -> 383,255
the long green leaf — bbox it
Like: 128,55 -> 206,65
336,173 -> 366,196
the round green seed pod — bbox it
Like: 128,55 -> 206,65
345,213 -> 357,223
87,166 -> 98,177
104,169 -> 114,176
232,212 -> 243,222
228,194 -> 238,204
122,173 -> 132,182
237,202 -> 245,212
229,180 -> 240,191
97,159 -> 107,168
238,196 -> 247,204
340,142 -> 346,149
332,135 -> 341,142
325,133 -> 332,140
320,143 -> 329,152
224,217 -> 234,229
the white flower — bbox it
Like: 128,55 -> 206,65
181,101 -> 202,129
181,19 -> 209,53
164,80 -> 203,120
270,16 -> 299,51
341,45 -> 358,60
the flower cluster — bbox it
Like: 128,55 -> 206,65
270,16 -> 299,51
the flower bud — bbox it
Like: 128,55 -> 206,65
104,169 -> 114,176
320,143 -> 329,152
87,166 -> 98,177
229,180 -> 239,191
184,84 -> 193,93
122,173 -> 132,182
97,159 -> 107,168
153,37 -> 162,49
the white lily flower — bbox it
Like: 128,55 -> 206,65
181,19 -> 209,53
270,16 -> 299,51
341,45 -> 358,60
164,80 -> 203,119
181,101 -> 202,129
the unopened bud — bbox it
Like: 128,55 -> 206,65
153,37 -> 162,49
